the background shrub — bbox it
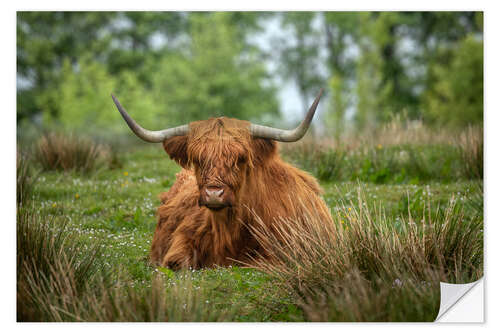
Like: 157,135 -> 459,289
33,132 -> 113,173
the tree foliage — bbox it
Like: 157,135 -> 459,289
277,12 -> 325,113
321,11 -> 482,131
424,35 -> 483,128
17,11 -> 483,134
17,12 -> 277,133
39,58 -> 161,133
152,13 -> 278,125
17,12 -> 115,121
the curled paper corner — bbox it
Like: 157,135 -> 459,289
435,278 -> 484,322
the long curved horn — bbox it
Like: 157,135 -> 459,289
111,94 -> 188,143
249,89 -> 323,142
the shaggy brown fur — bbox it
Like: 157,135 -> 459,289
150,117 -> 333,269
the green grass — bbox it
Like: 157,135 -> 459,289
282,141 -> 477,184
250,181 -> 482,321
18,140 -> 483,321
25,147 -> 301,321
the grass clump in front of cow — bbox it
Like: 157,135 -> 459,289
17,206 -> 238,322
17,207 -> 104,321
250,187 -> 483,321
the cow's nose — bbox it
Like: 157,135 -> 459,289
205,187 -> 224,199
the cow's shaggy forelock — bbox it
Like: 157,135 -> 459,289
188,118 -> 255,169
187,118 -> 254,191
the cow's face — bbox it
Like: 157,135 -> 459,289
163,118 -> 276,211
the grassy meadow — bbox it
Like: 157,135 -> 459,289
16,124 -> 483,322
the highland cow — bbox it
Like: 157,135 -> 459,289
112,89 -> 332,269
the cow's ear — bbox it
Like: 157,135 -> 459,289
251,138 -> 277,164
163,136 -> 189,168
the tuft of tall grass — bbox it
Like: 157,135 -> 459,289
353,117 -> 455,148
17,151 -> 39,207
17,207 -> 232,322
17,207 -> 104,321
249,189 -> 483,321
457,125 -> 483,179
33,132 -> 113,173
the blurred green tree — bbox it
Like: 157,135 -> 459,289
322,12 -> 359,136
106,12 -> 187,85
17,11 -> 484,135
321,11 -> 483,131
17,12 -> 278,131
151,13 -> 279,125
402,12 -> 482,110
424,35 -> 483,127
38,57 -> 161,133
371,12 -> 420,121
277,12 -> 325,114
355,12 -> 383,130
17,12 -> 116,122
17,12 -> 186,124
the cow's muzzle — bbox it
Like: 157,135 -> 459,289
198,186 -> 233,210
